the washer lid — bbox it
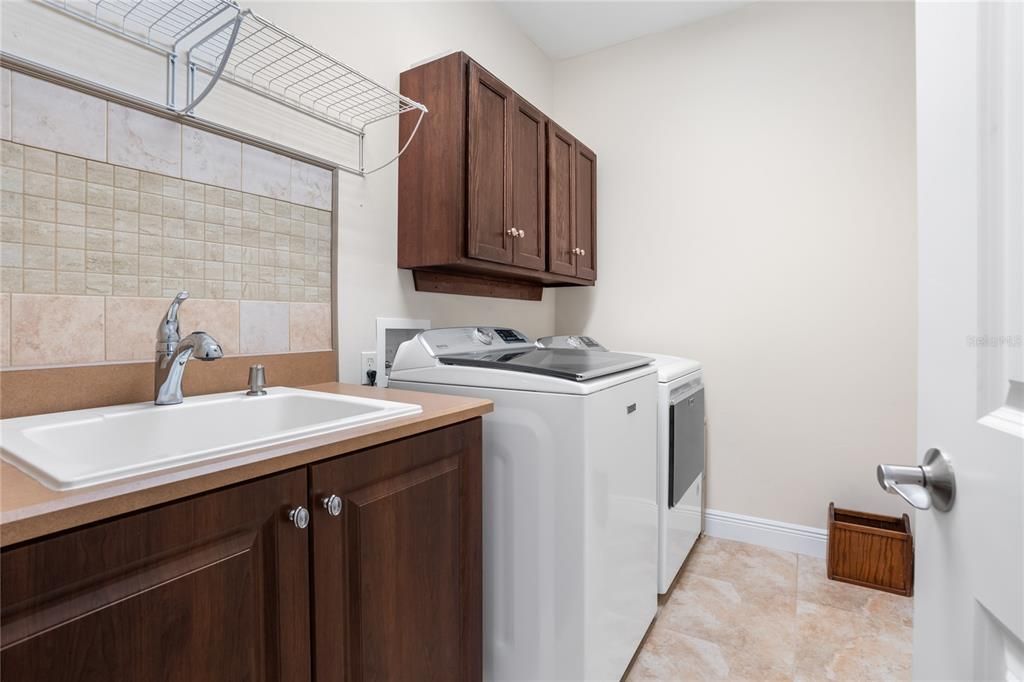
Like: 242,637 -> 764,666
438,348 -> 652,382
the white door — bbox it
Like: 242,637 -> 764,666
914,1 -> 1024,680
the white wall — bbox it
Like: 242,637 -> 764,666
1,1 -> 560,383
551,2 -> 918,528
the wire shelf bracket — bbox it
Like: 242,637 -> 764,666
36,1 -> 427,176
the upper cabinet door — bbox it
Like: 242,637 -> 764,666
0,470 -> 312,682
309,420 -> 483,682
575,142 -> 597,281
510,96 -> 547,271
546,121 -> 576,277
467,61 -> 513,265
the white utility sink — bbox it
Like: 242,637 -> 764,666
0,387 -> 422,491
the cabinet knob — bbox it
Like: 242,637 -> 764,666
517,229 -> 525,238
506,228 -> 516,236
579,248 -> 586,256
288,506 -> 310,529
321,494 -> 343,517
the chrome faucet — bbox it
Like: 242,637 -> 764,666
155,291 -> 223,405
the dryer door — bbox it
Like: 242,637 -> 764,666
669,387 -> 705,508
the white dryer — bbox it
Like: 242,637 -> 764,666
389,327 -> 658,681
538,336 -> 704,594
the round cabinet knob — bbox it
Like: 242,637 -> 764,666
288,506 -> 310,529
321,494 -> 343,517
517,229 -> 526,238
580,249 -> 586,256
507,228 -> 516,236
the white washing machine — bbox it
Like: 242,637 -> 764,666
538,336 -> 704,594
389,327 -> 659,681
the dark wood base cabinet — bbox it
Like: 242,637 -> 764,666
0,420 -> 482,682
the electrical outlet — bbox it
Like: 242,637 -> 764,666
360,351 -> 377,385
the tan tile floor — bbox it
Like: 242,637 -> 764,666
627,537 -> 913,681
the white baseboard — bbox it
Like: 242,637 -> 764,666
703,508 -> 827,558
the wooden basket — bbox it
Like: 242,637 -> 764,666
827,503 -> 913,596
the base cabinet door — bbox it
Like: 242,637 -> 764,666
0,470 -> 312,682
310,420 -> 483,682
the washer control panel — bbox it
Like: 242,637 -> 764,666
417,326 -> 534,356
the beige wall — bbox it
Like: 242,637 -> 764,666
2,1 -> 919,528
551,2 -> 918,528
1,1 -> 560,382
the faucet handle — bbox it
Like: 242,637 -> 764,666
246,364 -> 267,396
166,290 -> 189,322
157,291 -> 190,351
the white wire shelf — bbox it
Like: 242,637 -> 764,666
34,0 -> 428,175
41,0 -> 239,53
187,10 -> 426,134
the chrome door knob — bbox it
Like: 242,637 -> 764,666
321,494 -> 343,517
506,228 -> 516,236
877,448 -> 956,511
288,506 -> 310,529
517,229 -> 525,238
579,248 -> 586,256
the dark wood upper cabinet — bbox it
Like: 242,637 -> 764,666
511,96 -> 547,271
547,120 -> 577,277
0,470 -> 311,682
309,421 -> 482,682
575,141 -> 598,281
399,52 -> 596,299
467,61 -> 513,265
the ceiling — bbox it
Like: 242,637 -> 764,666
497,1 -> 751,60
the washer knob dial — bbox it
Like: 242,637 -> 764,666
473,328 -> 494,345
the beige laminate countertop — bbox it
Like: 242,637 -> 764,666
0,383 -> 493,548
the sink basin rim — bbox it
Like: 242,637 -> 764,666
0,387 -> 423,491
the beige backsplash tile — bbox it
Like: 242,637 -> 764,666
107,104 -> 181,176
1,68 -> 10,142
240,300 -> 289,353
11,293 -> 105,366
289,302 -> 332,352
0,292 -> 10,366
179,299 -> 240,355
11,74 -> 106,161
1,72 -> 335,371
183,128 -> 241,190
105,296 -> 170,361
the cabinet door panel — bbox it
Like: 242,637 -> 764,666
575,142 -> 598,281
511,96 -> 546,271
0,470 -> 311,682
467,61 -> 513,265
311,420 -> 483,682
547,121 -> 576,276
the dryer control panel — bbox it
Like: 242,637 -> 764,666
536,335 -> 608,351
